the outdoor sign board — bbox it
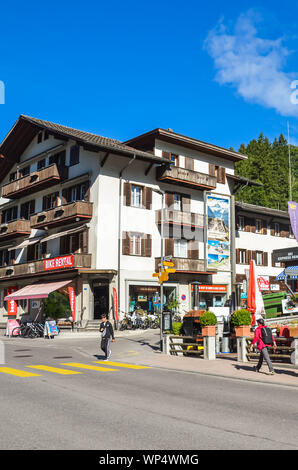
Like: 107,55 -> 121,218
288,201 -> 298,241
257,276 -> 270,291
206,194 -> 231,271
273,247 -> 298,263
6,319 -> 20,336
7,286 -> 18,315
45,320 -> 59,337
191,284 -> 227,293
44,255 -> 73,271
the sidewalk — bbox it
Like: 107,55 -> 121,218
55,329 -> 298,388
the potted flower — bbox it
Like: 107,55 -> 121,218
289,320 -> 298,338
200,311 -> 217,336
231,309 -> 251,337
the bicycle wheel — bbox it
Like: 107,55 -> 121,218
11,327 -> 21,337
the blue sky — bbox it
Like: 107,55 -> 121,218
0,0 -> 298,151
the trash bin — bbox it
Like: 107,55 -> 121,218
182,310 -> 203,336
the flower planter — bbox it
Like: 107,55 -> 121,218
202,325 -> 216,336
289,327 -> 298,338
235,325 -> 251,337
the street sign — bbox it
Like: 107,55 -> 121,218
163,261 -> 175,267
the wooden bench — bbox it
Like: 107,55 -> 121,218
169,335 -> 204,356
246,337 -> 294,363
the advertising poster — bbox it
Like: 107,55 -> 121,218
68,286 -> 76,322
206,194 -> 231,271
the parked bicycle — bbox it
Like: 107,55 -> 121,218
11,321 -> 46,338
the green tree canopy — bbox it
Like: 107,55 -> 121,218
235,133 -> 298,211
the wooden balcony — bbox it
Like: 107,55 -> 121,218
155,257 -> 215,273
156,209 -> 204,228
30,201 -> 93,229
1,164 -> 68,199
0,253 -> 92,280
157,165 -> 217,190
0,219 -> 31,241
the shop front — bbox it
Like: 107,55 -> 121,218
127,281 -> 177,315
190,283 -> 229,318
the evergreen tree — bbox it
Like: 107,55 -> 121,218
235,133 -> 298,211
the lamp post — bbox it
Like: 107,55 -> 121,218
152,187 -> 165,351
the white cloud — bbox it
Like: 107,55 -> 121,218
204,11 -> 298,117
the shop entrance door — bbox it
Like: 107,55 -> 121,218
94,285 -> 109,320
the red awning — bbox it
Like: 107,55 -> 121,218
4,280 -> 72,301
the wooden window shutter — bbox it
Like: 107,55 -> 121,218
251,251 -> 257,262
70,144 -> 80,166
185,157 -> 194,171
217,167 -> 226,184
145,234 -> 152,257
165,238 -> 174,257
145,187 -> 152,210
247,250 -> 252,263
236,249 -> 240,264
162,151 -> 171,160
123,182 -> 131,206
187,240 -> 199,260
209,163 -> 216,177
122,231 -> 130,255
165,193 -> 174,209
79,230 -> 88,253
181,195 -> 191,212
263,252 -> 268,266
244,218 -> 251,232
271,253 -> 275,267
262,221 -> 267,235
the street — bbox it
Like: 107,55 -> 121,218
0,330 -> 298,451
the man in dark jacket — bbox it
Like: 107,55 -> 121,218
100,315 -> 115,361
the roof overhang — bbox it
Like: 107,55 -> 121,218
125,128 -> 247,162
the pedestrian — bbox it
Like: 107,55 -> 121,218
99,314 -> 115,361
249,317 -> 277,375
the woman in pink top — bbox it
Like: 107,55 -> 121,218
249,318 -> 277,374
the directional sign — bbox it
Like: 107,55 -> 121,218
163,261 -> 175,267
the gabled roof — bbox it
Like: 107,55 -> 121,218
125,128 -> 247,162
0,115 -> 170,182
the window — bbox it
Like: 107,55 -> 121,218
174,194 -> 182,211
49,150 -> 66,167
256,251 -> 263,266
174,239 -> 188,258
256,219 -> 262,233
27,242 -> 47,262
239,249 -> 246,264
9,171 -> 17,182
274,223 -> 280,236
0,249 -> 15,266
37,158 -> 46,170
131,185 -> 142,208
238,216 -> 245,231
170,154 -> 179,166
69,144 -> 80,166
1,206 -> 18,223
37,132 -> 43,144
42,192 -> 59,211
129,233 -> 142,256
20,200 -> 35,220
20,166 -> 30,178
60,230 -> 88,255
62,182 -> 89,203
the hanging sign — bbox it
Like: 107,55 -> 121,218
68,286 -> 76,322
7,286 -> 18,316
44,255 -> 73,271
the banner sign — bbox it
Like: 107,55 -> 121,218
257,276 -> 270,291
112,287 -> 119,322
7,286 -> 18,316
288,201 -> 298,241
45,320 -> 59,337
191,284 -> 227,293
68,286 -> 76,322
206,194 -> 231,271
44,255 -> 73,271
6,319 -> 20,336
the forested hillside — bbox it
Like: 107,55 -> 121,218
234,134 -> 298,211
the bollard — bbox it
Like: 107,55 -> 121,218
203,335 -> 216,360
237,336 -> 248,362
163,334 -> 170,355
290,337 -> 298,365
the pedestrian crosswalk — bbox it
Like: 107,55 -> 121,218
0,360 -> 151,379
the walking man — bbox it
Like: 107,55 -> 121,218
249,317 -> 277,374
100,314 -> 115,361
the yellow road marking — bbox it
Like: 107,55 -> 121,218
0,367 -> 40,378
27,365 -> 82,375
61,362 -> 118,372
94,361 -> 150,370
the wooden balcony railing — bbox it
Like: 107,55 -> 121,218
0,253 -> 92,279
30,201 -> 93,229
157,165 -> 217,190
0,219 -> 31,241
155,257 -> 214,273
2,164 -> 68,199
156,209 -> 204,228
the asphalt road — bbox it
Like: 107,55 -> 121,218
1,331 -> 298,451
